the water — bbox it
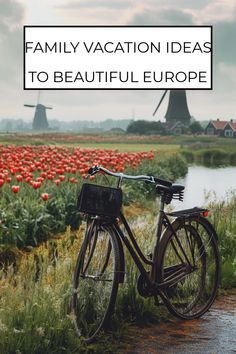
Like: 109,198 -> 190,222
173,165 -> 236,209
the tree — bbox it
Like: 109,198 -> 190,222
126,120 -> 165,135
189,121 -> 203,134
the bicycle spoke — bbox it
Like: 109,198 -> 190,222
184,226 -> 196,265
72,223 -> 120,342
172,231 -> 192,266
159,219 -> 219,320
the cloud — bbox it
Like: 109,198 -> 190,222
185,0 -> 236,24
128,4 -> 236,74
0,0 -> 23,26
214,20 -> 236,65
129,7 -> 194,25
0,0 -> 24,83
1,0 -> 236,121
57,0 -> 131,10
218,63 -> 236,82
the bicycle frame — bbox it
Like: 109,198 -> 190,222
73,166 -> 220,343
85,166 -> 206,296
94,194 -> 193,298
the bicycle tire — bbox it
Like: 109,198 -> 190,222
71,219 -> 121,343
157,215 -> 220,319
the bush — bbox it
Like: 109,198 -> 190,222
180,150 -> 194,163
126,120 -> 165,135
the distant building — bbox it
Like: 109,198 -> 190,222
166,121 -> 189,135
205,119 -> 236,137
223,122 -> 236,138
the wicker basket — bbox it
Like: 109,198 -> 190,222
77,183 -> 122,216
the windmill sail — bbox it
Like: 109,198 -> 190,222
153,90 -> 168,116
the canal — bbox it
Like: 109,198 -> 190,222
173,165 -> 236,209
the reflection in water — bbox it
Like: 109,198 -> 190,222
173,166 -> 236,209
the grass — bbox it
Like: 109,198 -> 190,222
179,135 -> 236,165
0,132 -> 180,152
64,143 -> 180,152
0,212 -> 167,354
207,192 -> 236,288
1,131 -> 236,160
0,193 -> 236,353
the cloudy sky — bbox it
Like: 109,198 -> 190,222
0,0 -> 235,122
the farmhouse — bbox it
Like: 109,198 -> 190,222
205,119 -> 236,137
223,122 -> 236,138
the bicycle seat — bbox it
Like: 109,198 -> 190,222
156,184 -> 185,193
156,184 -> 185,204
171,184 -> 185,193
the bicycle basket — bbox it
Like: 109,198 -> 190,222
77,183 -> 122,216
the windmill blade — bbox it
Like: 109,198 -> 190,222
153,90 -> 168,116
45,106 -> 53,110
24,104 -> 36,108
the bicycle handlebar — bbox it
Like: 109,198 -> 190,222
87,166 -> 172,187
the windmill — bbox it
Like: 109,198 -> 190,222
153,90 -> 191,126
24,91 -> 52,130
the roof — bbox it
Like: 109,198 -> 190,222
210,120 -> 228,130
225,122 -> 236,131
169,121 -> 186,130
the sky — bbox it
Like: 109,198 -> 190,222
0,0 -> 235,123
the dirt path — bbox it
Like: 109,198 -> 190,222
126,290 -> 236,354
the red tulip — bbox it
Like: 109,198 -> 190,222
54,179 -> 60,186
16,175 -> 23,182
32,181 -> 41,189
10,168 -> 17,175
41,193 -> 49,201
47,174 -> 54,180
12,185 -> 20,193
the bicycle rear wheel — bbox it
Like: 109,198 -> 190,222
71,219 -> 120,343
157,216 -> 220,319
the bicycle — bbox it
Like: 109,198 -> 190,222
72,165 -> 220,343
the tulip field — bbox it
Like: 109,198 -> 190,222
0,144 -> 154,192
0,144 -> 158,247
0,140 -> 189,248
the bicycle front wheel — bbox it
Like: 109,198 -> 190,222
71,220 -> 120,343
157,216 -> 220,319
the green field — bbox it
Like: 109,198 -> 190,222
67,142 -> 180,152
0,132 -> 236,150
